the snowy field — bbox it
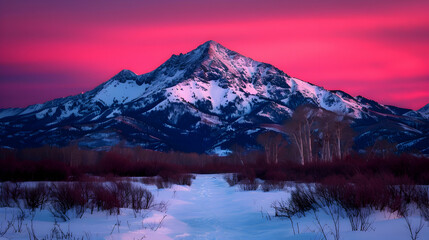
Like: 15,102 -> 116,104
1,174 -> 428,240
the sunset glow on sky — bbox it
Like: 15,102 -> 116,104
1,0 -> 428,110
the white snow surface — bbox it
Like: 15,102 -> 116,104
1,174 -> 428,240
289,78 -> 363,118
92,80 -> 148,106
208,147 -> 232,156
418,103 -> 429,118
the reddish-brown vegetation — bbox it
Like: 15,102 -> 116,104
273,174 -> 429,233
0,146 -> 428,186
0,179 -> 157,221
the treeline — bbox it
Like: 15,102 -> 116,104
1,145 -> 428,185
0,145 -> 248,181
1,103 -> 427,183
227,154 -> 429,187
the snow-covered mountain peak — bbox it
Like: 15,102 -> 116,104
184,40 -> 259,73
199,40 -> 235,60
111,69 -> 137,82
1,40 -> 427,154
162,40 -> 229,66
87,41 -> 370,118
196,40 -> 227,55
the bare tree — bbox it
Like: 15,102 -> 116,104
318,112 -> 354,161
285,106 -> 354,164
284,106 -> 319,164
404,215 -> 424,240
257,131 -> 287,164
332,116 -> 354,160
231,143 -> 246,166
402,206 -> 425,240
367,138 -> 397,160
285,120 -> 306,165
317,111 -> 336,162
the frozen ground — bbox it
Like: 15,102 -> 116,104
1,174 -> 428,240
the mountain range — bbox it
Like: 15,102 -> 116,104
0,40 -> 428,155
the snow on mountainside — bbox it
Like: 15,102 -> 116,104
0,40 -> 428,154
418,103 -> 429,119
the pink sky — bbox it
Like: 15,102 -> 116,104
0,0 -> 428,110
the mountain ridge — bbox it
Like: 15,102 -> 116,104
0,40 -> 428,154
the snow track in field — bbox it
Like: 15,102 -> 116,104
1,175 -> 428,240
164,174 -> 291,240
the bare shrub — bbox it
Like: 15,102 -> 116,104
111,181 -> 132,208
312,209 -> 329,240
90,181 -> 156,215
155,177 -> 171,189
261,180 -> 285,192
11,210 -> 25,233
319,182 -> 374,232
288,185 -> 318,216
238,179 -> 259,191
404,217 -> 424,240
25,218 -> 38,240
0,183 -> 12,207
312,184 -> 342,240
49,183 -> 86,221
0,220 -> 12,237
159,172 -> 195,187
273,185 -> 339,239
224,173 -> 240,186
272,199 -> 298,235
344,207 -> 373,231
92,184 -> 120,215
49,184 -> 73,221
130,186 -> 146,214
141,188 -> 154,210
23,183 -> 49,211
0,182 -> 22,207
72,183 -> 90,218
413,186 -> 429,222
274,181 -> 379,238
139,177 -> 158,186
76,181 -> 96,214
318,175 -> 393,232
46,221 -> 82,240
273,185 -> 318,237
151,200 -> 168,213
403,206 -> 425,240
325,204 -> 342,240
130,186 -> 154,214
387,184 -> 429,217
274,175 -> 429,237
173,174 -> 195,186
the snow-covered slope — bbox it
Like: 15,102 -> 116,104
0,40 -> 427,154
1,175 -> 428,240
418,103 -> 429,119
